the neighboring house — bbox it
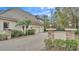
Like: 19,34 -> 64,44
0,8 -> 44,33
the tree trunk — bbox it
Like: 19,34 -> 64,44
69,8 -> 75,28
26,25 -> 28,35
22,26 -> 25,32
75,16 -> 78,29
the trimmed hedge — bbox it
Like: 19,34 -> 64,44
44,39 -> 78,51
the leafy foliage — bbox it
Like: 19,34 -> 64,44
53,7 -> 79,29
44,39 -> 78,51
44,39 -> 53,49
0,32 -> 7,40
42,15 -> 50,31
25,29 -> 35,35
16,19 -> 32,33
66,40 -> 78,51
54,8 -> 69,29
11,30 -> 24,38
53,39 -> 66,48
75,28 -> 79,34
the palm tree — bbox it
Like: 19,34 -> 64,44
16,20 -> 25,32
54,8 -> 69,30
42,15 -> 50,31
16,19 -> 31,35
56,7 -> 79,29
24,20 -> 31,35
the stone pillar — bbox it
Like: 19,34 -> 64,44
48,30 -> 51,39
65,28 -> 76,39
48,30 -> 54,39
52,31 -> 54,39
47,28 -> 56,39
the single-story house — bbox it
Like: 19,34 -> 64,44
0,8 -> 44,33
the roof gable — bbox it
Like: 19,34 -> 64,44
0,8 -> 43,25
0,8 -> 36,20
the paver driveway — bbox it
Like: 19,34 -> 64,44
0,32 -> 48,51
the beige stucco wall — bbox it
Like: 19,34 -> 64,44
0,19 -> 15,31
0,19 -> 44,33
0,19 -> 23,31
0,21 -> 3,31
29,25 -> 44,33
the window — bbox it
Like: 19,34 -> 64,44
3,22 -> 9,30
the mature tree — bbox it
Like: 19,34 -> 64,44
23,20 -> 31,30
16,19 -> 31,34
24,20 -> 31,35
16,20 -> 25,32
59,7 -> 79,28
53,7 -> 79,29
42,15 -> 50,31
53,7 -> 69,30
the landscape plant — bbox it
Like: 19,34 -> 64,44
16,19 -> 32,35
25,29 -> 35,35
44,39 -> 53,50
75,28 -> 79,34
11,30 -> 24,38
0,32 -> 7,40
44,39 -> 78,51
52,39 -> 66,50
66,40 -> 78,51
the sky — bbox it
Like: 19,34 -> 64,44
0,7 -> 55,17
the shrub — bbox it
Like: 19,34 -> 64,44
44,39 -> 53,50
75,28 -> 79,34
44,39 -> 78,51
66,40 -> 78,51
0,32 -> 7,41
25,29 -> 35,35
52,39 -> 66,48
11,30 -> 24,38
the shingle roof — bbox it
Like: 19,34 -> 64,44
0,8 -> 43,25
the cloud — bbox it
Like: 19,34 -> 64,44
40,7 -> 45,10
33,10 -> 51,16
40,7 -> 55,10
23,7 -> 55,17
